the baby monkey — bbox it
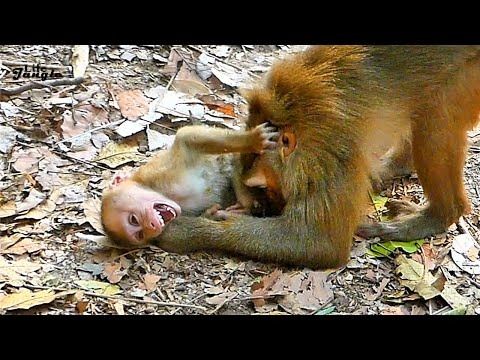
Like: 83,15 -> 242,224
101,123 -> 281,247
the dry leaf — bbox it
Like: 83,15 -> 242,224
83,197 -> 105,234
116,89 -> 149,120
76,301 -> 89,314
0,233 -> 24,251
197,95 -> 236,117
16,188 -> 46,214
113,301 -> 125,315
146,127 -> 175,151
103,262 -> 124,284
0,201 -> 16,218
96,141 -> 143,168
115,119 -> 149,137
71,45 -> 89,78
0,126 -> 21,153
451,233 -> 480,275
62,105 -> 109,140
75,280 -> 122,296
143,274 -> 161,293
205,291 -> 236,306
12,148 -> 42,173
0,238 -> 44,255
0,289 -> 55,311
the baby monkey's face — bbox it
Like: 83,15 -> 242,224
101,179 -> 182,247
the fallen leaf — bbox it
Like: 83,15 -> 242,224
96,141 -> 143,168
16,188 -> 46,214
142,274 -> 161,292
205,286 -> 224,295
0,289 -> 55,311
451,233 -> 480,275
77,263 -> 103,276
146,127 -> 175,151
11,148 -> 42,173
71,45 -> 89,78
197,95 -> 236,117
0,126 -> 22,153
115,119 -> 149,137
76,301 -> 89,314
0,201 -> 17,218
0,238 -> 44,255
116,89 -> 149,120
113,301 -> 125,315
103,262 -> 124,284
395,255 -> 440,300
440,284 -> 471,309
61,105 -> 108,140
83,197 -> 105,234
368,239 -> 424,258
0,233 -> 24,251
75,280 -> 122,296
205,291 -> 236,306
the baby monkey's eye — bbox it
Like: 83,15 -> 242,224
137,231 -> 144,241
129,214 -> 139,226
282,134 -> 290,147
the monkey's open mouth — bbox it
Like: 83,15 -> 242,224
153,203 -> 177,225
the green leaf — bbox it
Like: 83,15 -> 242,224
442,307 -> 467,315
368,240 -> 424,258
372,195 -> 388,212
315,306 -> 336,315
75,280 -> 122,296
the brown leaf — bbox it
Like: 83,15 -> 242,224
143,274 -> 161,293
61,104 -> 109,139
76,301 -> 89,314
96,141 -> 143,169
0,289 -> 55,311
0,233 -> 24,250
0,238 -> 44,255
205,291 -> 236,306
16,188 -> 47,214
309,271 -> 334,304
116,89 -> 149,120
198,95 -> 236,117
103,262 -> 124,284
0,201 -> 16,218
83,197 -> 105,234
12,148 -> 42,173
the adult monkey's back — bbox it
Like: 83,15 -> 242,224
155,45 -> 480,269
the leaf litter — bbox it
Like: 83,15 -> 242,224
1,45 -> 480,315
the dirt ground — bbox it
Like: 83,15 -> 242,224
1,45 -> 479,315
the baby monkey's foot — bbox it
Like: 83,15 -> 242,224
250,123 -> 280,154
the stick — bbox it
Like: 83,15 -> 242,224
0,77 -> 85,96
23,284 -> 207,311
56,119 -> 126,145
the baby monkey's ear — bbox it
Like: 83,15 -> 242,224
110,170 -> 132,188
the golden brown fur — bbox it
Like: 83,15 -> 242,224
152,46 -> 480,269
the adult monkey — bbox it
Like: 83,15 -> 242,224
154,46 -> 480,269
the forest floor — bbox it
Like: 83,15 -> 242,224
1,45 -> 480,315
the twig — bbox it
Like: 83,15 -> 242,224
368,190 -> 382,221
22,284 -> 207,311
0,60 -> 72,71
0,77 -> 85,96
187,45 -> 260,79
165,53 -> 183,91
55,119 -> 125,145
17,140 -> 110,171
